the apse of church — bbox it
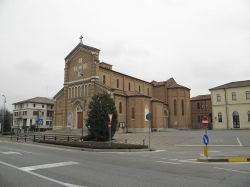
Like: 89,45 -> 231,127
53,37 -> 191,132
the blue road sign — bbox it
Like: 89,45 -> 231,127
203,134 -> 209,145
37,118 -> 43,125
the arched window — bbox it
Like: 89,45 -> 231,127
103,75 -> 106,84
248,111 -> 250,122
218,112 -> 222,122
68,87 -> 71,98
181,99 -> 184,116
119,102 -> 122,114
72,87 -> 75,98
75,87 -> 77,97
117,79 -> 119,88
174,99 -> 177,116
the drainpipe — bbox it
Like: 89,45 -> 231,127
224,88 -> 229,129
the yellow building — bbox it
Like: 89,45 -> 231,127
210,80 -> 250,129
53,37 -> 191,132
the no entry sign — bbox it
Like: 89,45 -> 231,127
202,116 -> 208,127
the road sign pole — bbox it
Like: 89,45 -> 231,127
149,121 -> 151,150
202,116 -> 209,157
109,122 -> 111,146
108,114 -> 113,146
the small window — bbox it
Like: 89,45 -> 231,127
117,79 -> 119,88
42,104 -> 44,108
197,103 -> 200,109
218,112 -> 222,123
128,82 -> 131,91
174,99 -> 177,116
147,88 -> 150,96
216,94 -> 221,102
232,92 -> 237,101
33,111 -> 38,116
246,91 -> 250,100
139,86 -> 141,93
103,75 -> 106,84
131,107 -> 135,119
248,111 -> 250,122
181,100 -> 184,116
119,102 -> 122,114
33,104 -> 36,107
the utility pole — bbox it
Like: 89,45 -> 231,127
2,94 -> 6,135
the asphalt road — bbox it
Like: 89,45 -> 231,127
1,136 -> 250,187
0,131 -> 250,187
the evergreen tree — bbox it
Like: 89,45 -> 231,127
86,93 -> 118,141
0,108 -> 12,133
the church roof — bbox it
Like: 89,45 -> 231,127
209,80 -> 250,90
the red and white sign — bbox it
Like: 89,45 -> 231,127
108,113 -> 113,122
202,116 -> 208,127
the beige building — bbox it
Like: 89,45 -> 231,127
210,80 -> 250,129
13,97 -> 54,131
53,37 -> 191,132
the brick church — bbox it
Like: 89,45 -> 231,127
53,37 -> 191,132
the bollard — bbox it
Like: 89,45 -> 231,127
125,139 -> 127,144
67,136 -> 70,142
25,134 -> 27,142
33,135 -> 35,142
143,139 -> 145,145
54,136 -> 57,141
16,136 -> 19,142
43,135 -> 45,141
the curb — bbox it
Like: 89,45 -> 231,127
197,157 -> 250,162
81,148 -> 154,152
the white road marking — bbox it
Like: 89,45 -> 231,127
0,160 -> 84,187
20,161 -> 79,171
236,137 -> 243,146
155,160 -> 181,165
213,167 -> 250,174
176,144 -> 241,147
1,151 -> 22,155
160,157 -> 169,160
168,158 -> 178,161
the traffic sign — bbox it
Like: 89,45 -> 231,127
37,118 -> 43,125
203,134 -> 209,145
202,116 -> 208,127
108,124 -> 111,128
146,113 -> 152,121
108,113 -> 113,122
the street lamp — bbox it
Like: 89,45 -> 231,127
2,94 -> 6,135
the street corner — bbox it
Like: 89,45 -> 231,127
197,156 -> 250,163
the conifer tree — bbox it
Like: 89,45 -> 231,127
86,93 -> 118,141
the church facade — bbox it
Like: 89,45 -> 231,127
53,38 -> 191,132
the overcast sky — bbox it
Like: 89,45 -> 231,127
0,0 -> 249,110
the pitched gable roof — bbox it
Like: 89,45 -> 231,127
13,97 -> 54,105
65,42 -> 100,60
210,80 -> 250,90
191,94 -> 211,101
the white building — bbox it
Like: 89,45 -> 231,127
13,97 -> 54,131
210,80 -> 250,129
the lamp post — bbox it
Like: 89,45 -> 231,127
2,94 -> 6,135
